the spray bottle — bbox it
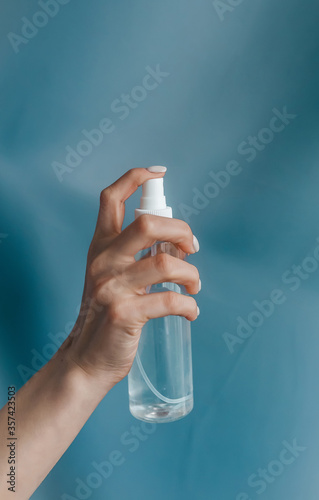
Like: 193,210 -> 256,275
128,176 -> 194,423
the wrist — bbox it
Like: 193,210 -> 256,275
58,346 -> 117,399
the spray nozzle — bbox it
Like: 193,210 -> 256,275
135,176 -> 173,219
140,178 -> 167,210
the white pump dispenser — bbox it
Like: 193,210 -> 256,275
135,178 -> 173,219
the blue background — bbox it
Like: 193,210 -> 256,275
1,0 -> 319,498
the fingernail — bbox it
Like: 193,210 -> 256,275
198,278 -> 201,292
146,166 -> 167,173
193,235 -> 200,252
197,306 -> 200,316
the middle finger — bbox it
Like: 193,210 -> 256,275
124,252 -> 201,295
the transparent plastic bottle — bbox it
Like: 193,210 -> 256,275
127,177 -> 194,423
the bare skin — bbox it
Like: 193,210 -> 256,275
0,167 -> 200,499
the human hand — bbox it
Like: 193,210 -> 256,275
63,167 -> 200,391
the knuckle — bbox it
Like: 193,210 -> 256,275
127,169 -> 140,190
107,299 -> 125,324
136,213 -> 154,235
87,257 -> 101,279
93,276 -> 118,304
99,187 -> 114,206
127,168 -> 136,178
163,290 -> 180,311
182,220 -> 193,241
93,282 -> 112,305
177,219 -> 193,244
154,252 -> 172,275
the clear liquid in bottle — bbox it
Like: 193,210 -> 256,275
128,241 -> 194,423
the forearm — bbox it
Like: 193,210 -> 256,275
0,347 -> 114,500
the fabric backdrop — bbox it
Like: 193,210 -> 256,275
1,1 -> 319,499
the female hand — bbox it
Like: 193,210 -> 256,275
0,167 -> 200,499
63,167 -> 200,390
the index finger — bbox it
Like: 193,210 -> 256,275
110,214 -> 198,257
95,167 -> 167,237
